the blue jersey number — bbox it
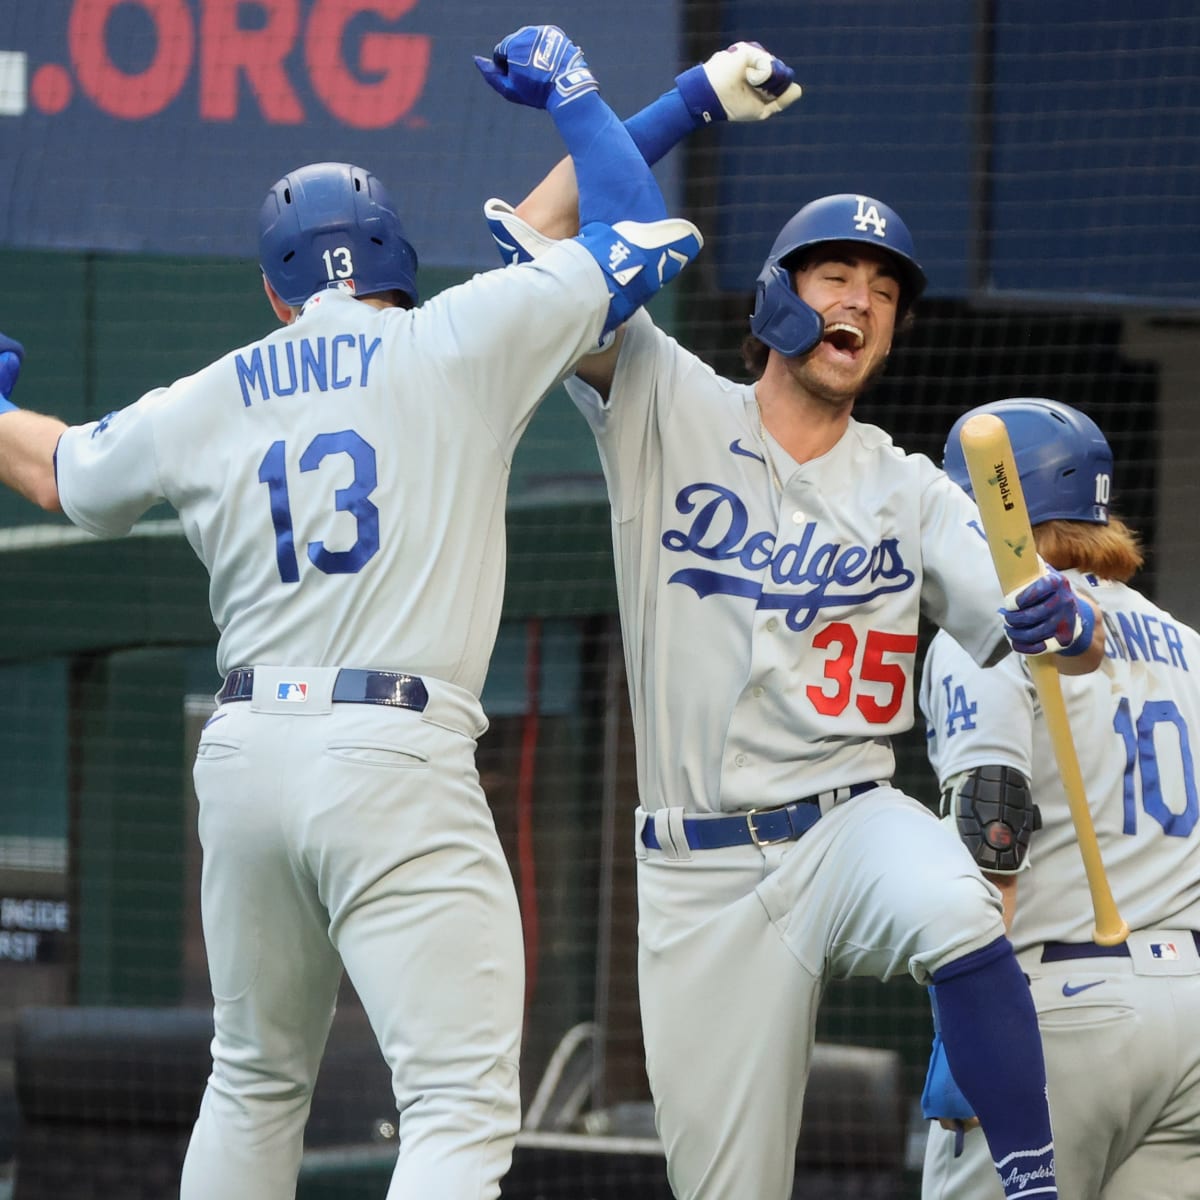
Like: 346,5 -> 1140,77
258,431 -> 380,583
1112,697 -> 1199,837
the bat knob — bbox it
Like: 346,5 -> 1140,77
1092,919 -> 1130,947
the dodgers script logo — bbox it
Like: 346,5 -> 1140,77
662,484 -> 915,629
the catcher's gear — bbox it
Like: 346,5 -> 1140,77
0,333 -> 24,409
943,398 -> 1113,526
258,162 -> 418,307
1002,567 -> 1095,657
474,25 -> 597,112
577,217 -> 703,334
675,41 -> 802,124
943,764 -> 1040,874
750,193 -> 926,358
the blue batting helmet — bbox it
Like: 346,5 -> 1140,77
749,193 -> 927,357
943,399 -> 1113,525
258,162 -> 419,307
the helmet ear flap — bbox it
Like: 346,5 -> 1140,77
748,262 -> 824,358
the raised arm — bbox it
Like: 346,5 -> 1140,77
475,25 -> 704,340
514,42 -> 802,237
479,39 -> 803,394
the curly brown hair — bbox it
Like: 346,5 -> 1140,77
1033,516 -> 1144,583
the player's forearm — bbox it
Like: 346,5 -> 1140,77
514,88 -> 695,238
513,90 -> 696,237
0,411 -> 66,511
515,44 -> 801,238
516,158 -> 583,239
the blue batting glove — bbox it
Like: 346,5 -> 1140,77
0,333 -> 24,413
1001,567 -> 1094,657
474,25 -> 598,113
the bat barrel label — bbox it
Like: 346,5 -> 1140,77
993,460 -> 1015,511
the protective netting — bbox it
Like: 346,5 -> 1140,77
0,3 -> 1196,1197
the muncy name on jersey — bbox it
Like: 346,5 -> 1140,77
661,483 -> 915,631
234,334 -> 383,407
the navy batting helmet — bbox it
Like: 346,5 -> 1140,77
258,162 -> 419,307
749,193 -> 927,357
943,399 -> 1113,525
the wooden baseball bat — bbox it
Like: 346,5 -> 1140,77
959,413 -> 1129,946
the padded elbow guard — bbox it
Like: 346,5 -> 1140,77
943,765 -> 1040,874
576,217 -> 703,333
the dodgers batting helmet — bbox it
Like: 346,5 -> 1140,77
943,399 -> 1113,525
258,162 -> 419,307
749,193 -> 927,358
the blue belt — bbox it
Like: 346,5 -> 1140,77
217,667 -> 429,712
1041,929 -> 1200,962
641,782 -> 879,851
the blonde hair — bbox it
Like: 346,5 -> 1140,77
1034,515 -> 1144,583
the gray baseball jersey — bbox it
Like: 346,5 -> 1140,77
52,243 -> 610,1200
921,571 -> 1200,1200
57,243 -> 607,694
567,309 -> 1008,814
566,312 -> 1012,1200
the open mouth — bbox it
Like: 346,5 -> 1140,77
823,322 -> 865,357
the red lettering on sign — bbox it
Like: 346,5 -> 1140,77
70,0 -> 194,119
200,0 -> 304,124
59,0 -> 430,127
306,0 -> 430,129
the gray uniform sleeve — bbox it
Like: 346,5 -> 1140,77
919,464 -> 1011,667
920,630 -> 1035,789
55,391 -> 169,538
565,309 -> 706,523
418,240 -> 610,458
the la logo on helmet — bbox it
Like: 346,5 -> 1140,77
853,197 -> 888,238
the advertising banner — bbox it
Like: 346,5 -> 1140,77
0,1 -> 680,267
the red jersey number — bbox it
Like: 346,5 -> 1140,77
806,623 -> 918,724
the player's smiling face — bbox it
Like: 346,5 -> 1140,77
788,244 -> 901,403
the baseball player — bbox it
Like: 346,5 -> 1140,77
0,25 -> 703,1200
920,399 -> 1200,1200
478,49 -> 1111,1200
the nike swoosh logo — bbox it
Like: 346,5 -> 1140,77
729,439 -> 765,464
202,711 -> 228,730
1062,980 -> 1105,997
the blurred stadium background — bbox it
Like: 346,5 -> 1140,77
0,1 -> 1197,1197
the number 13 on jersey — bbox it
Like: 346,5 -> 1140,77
258,430 -> 380,582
